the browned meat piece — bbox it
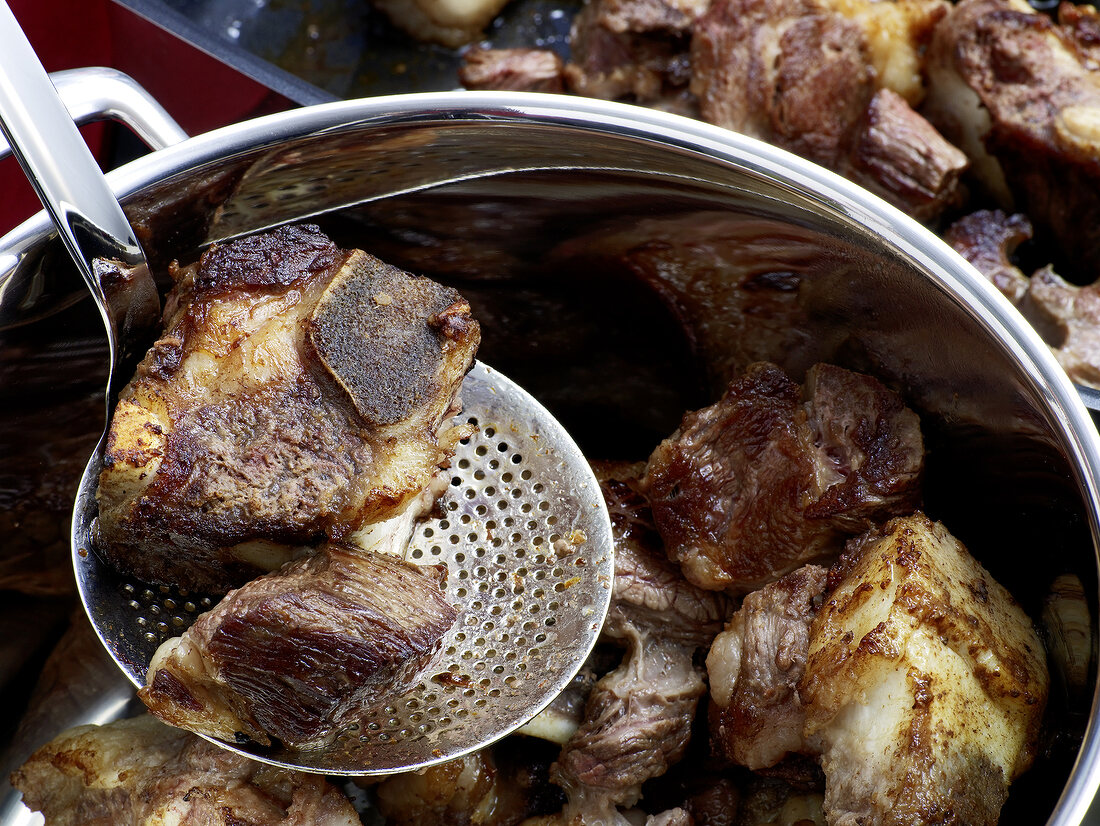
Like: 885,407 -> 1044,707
373,739 -> 564,826
924,0 -> 1100,273
946,209 -> 1100,387
944,209 -> 1033,303
595,461 -> 728,647
707,564 -> 828,769
690,0 -> 965,221
642,362 -> 923,593
691,0 -> 871,163
848,88 -> 969,222
459,47 -> 565,92
564,0 -> 698,115
95,224 -> 479,593
1019,267 -> 1100,388
542,462 -> 714,825
139,541 -> 457,749
1062,2 -> 1100,69
552,625 -> 707,813
801,514 -> 1048,826
597,0 -> 709,33
11,715 -> 360,826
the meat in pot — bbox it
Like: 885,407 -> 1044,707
11,715 -> 361,826
642,362 -> 924,593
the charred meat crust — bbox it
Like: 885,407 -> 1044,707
309,252 -> 475,427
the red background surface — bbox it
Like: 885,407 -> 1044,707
1,0 -> 293,234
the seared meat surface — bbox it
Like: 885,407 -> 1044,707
707,564 -> 828,769
11,715 -> 360,826
642,362 -> 923,593
801,513 -> 1049,826
597,460 -> 728,645
459,47 -> 565,91
924,0 -> 1100,273
945,209 -> 1033,304
95,224 -> 479,593
552,625 -> 707,822
690,0 -> 965,220
139,541 -> 458,749
563,0 -> 697,114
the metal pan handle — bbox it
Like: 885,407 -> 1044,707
0,66 -> 188,161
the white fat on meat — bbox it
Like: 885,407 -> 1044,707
801,513 -> 1048,826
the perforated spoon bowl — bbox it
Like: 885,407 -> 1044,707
0,4 -> 612,775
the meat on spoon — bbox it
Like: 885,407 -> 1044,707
94,223 -> 480,594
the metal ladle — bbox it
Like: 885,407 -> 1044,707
0,4 -> 612,775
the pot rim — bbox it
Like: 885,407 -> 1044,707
4,89 -> 1099,824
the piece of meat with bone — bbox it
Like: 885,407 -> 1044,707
801,513 -> 1049,826
642,362 -> 924,593
139,540 -> 458,749
459,47 -> 565,92
94,223 -> 480,594
924,0 -> 1100,274
552,624 -> 707,822
707,564 -> 828,770
10,714 -> 360,826
690,0 -> 965,221
946,209 -> 1100,388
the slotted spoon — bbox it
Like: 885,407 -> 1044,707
0,3 -> 612,775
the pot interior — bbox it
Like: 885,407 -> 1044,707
1,105 -> 1097,823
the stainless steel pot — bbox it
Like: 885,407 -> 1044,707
1,77 -> 1098,825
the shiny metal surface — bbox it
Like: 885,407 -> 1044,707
0,5 -> 149,313
0,67 -> 188,163
1,89 -> 1099,820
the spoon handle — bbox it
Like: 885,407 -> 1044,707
0,2 -> 148,335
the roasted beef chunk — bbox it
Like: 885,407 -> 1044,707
802,513 -> 1049,826
690,0 -> 964,221
459,47 -> 565,92
552,626 -> 707,818
947,209 -> 1100,387
95,224 -> 480,593
563,0 -> 698,115
11,715 -> 360,826
924,0 -> 1100,273
596,461 -> 728,646
545,462 -> 716,825
139,541 -> 458,749
707,564 -> 828,770
642,362 -> 923,593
